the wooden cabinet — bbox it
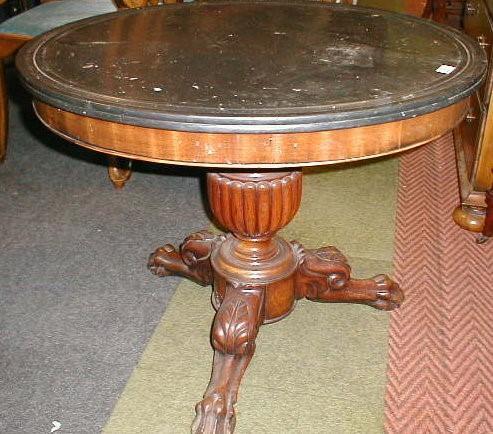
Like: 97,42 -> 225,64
453,0 -> 493,233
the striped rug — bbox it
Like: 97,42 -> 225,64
384,134 -> 493,432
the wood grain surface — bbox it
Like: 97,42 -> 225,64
34,100 -> 468,168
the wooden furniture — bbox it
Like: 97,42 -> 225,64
319,0 -> 427,14
318,0 -> 444,21
16,2 -> 485,432
483,185 -> 493,237
0,0 -> 179,187
452,0 -> 493,240
431,0 -> 448,21
0,0 -> 435,185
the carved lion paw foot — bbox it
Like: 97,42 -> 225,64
191,392 -> 235,434
368,274 -> 404,311
148,244 -> 176,277
148,231 -> 222,285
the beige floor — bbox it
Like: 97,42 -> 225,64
104,157 -> 399,434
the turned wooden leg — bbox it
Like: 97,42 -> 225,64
192,285 -> 263,434
453,182 -> 493,243
0,60 -> 8,163
453,204 -> 486,233
107,156 -> 132,188
478,187 -> 493,243
292,243 -> 403,310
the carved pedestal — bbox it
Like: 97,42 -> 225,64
148,171 -> 403,434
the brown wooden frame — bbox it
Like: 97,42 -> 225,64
451,0 -> 493,239
33,101 -> 467,168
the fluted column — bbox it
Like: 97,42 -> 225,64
207,171 -> 302,239
207,171 -> 302,322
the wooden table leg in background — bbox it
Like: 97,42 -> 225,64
474,173 -> 493,243
431,0 -> 448,23
0,60 -> 8,163
481,186 -> 493,240
107,155 -> 132,189
147,171 -> 404,433
0,34 -> 33,164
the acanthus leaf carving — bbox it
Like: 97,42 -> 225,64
193,285 -> 264,434
212,284 -> 263,356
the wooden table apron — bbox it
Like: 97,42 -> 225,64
34,100 -> 467,167
15,2 -> 486,433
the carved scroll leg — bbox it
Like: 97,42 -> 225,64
192,285 -> 263,434
148,230 -> 223,286
295,244 -> 404,311
107,156 -> 132,189
315,274 -> 404,311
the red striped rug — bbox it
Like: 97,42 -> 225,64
384,134 -> 493,433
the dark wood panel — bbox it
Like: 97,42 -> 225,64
464,0 -> 493,102
456,92 -> 484,180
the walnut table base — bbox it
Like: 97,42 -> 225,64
148,171 -> 403,434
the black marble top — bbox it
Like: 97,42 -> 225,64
17,1 -> 487,133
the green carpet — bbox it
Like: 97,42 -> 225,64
103,157 -> 399,434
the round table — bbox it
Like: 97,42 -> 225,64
16,2 -> 486,433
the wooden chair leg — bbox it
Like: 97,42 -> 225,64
0,59 -> 8,163
107,156 -> 132,189
474,179 -> 493,244
432,0 -> 448,23
482,186 -> 493,238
